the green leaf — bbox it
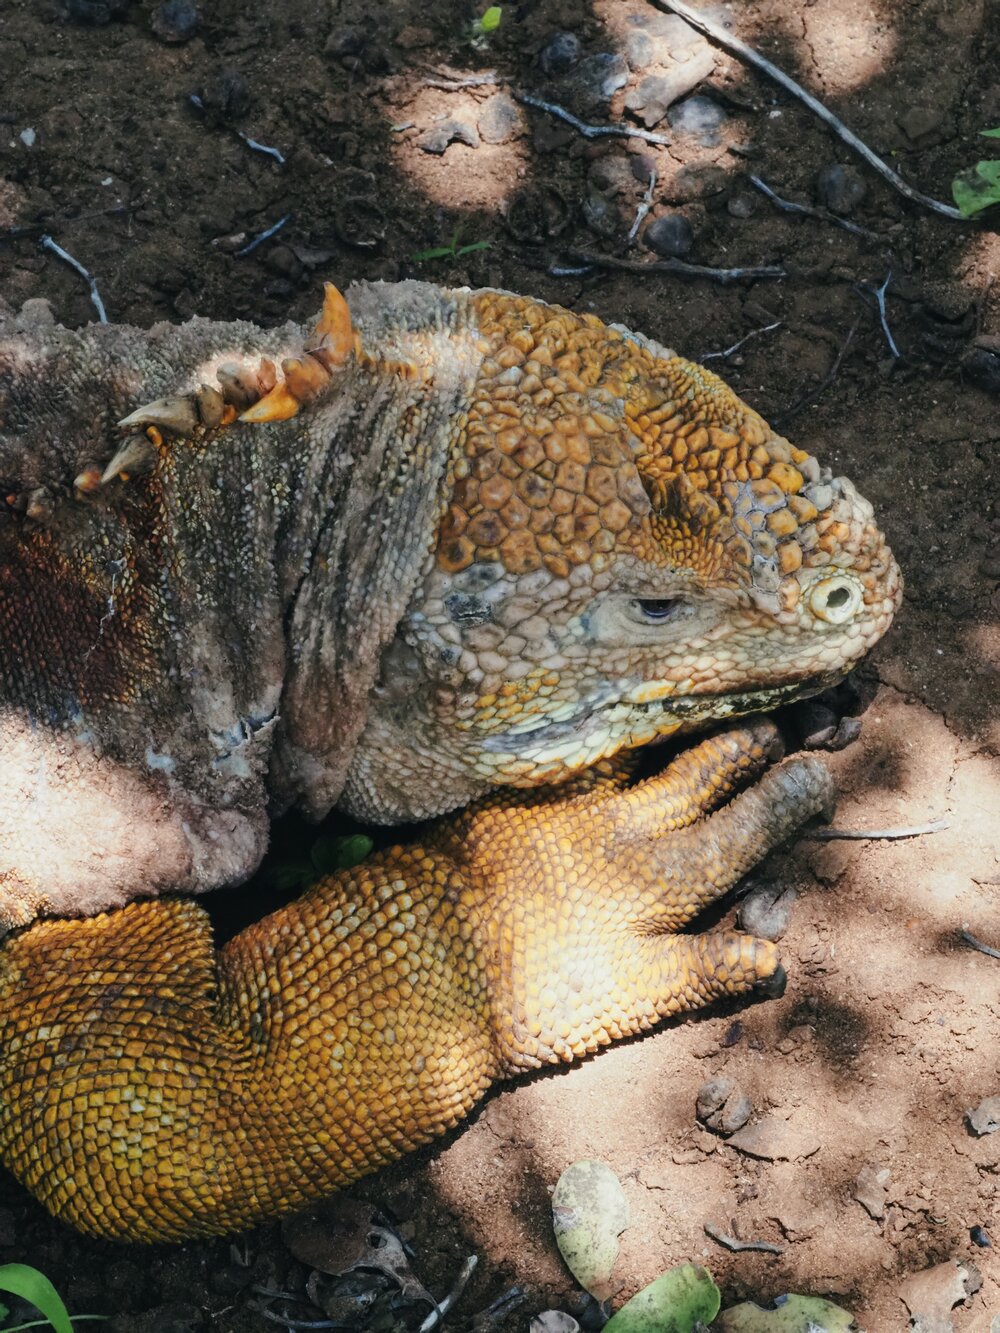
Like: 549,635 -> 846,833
552,1161 -> 628,1302
602,1264 -> 720,1333
455,240 -> 492,256
411,246 -> 457,261
0,1264 -> 74,1333
715,1292 -> 858,1331
979,127 -> 1000,138
479,5 -> 502,32
310,834 -> 373,875
951,159 -> 1000,217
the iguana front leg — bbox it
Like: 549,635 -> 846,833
0,720 -> 831,1242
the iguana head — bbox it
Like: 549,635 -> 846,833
343,290 -> 901,819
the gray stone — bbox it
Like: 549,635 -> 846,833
668,94 -> 727,146
624,48 -> 715,126
539,30 -> 581,76
560,52 -> 628,111
416,119 -> 479,155
477,93 -> 524,145
816,163 -> 868,215
644,213 -> 693,257
738,882 -> 796,941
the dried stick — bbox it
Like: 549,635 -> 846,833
514,92 -> 671,147
959,928 -> 1000,960
627,170 -> 658,246
806,818 -> 949,841
749,174 -> 883,241
650,0 -> 965,220
39,235 -> 108,323
702,319 -> 782,362
704,1221 -> 784,1255
566,249 -> 786,284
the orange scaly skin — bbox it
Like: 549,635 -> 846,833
0,282 -> 900,1240
0,721 -> 831,1241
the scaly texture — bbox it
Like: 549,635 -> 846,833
0,721 -> 832,1241
0,281 -> 901,1240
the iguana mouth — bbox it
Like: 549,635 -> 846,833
484,669 -> 845,755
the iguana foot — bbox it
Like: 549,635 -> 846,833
0,720 -> 832,1241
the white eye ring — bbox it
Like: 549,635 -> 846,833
808,575 -> 863,624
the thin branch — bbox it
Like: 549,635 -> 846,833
704,1221 -> 784,1255
418,1255 -> 478,1333
514,91 -> 671,146
772,316 -> 858,427
806,817 -> 949,841
565,249 -> 786,284
749,174 -> 883,241
650,0 -> 965,220
959,928 -> 1000,960
862,268 -> 901,358
627,170 -> 658,246
235,214 -> 292,257
702,319 -> 782,362
39,235 -> 108,322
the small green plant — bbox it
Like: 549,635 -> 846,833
951,127 -> 1000,217
411,227 -> 491,263
0,1263 -> 77,1332
471,5 -> 502,38
266,832 -> 374,892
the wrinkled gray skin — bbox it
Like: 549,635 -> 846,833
0,283 -> 484,926
0,282 -> 900,931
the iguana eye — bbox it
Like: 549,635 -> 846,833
808,576 -> 863,624
633,598 -> 682,623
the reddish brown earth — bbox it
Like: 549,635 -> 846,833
1,0 -> 998,1328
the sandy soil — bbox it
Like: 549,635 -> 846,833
0,0 -> 998,1328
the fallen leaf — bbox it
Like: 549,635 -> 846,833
715,1292 -> 859,1330
898,1259 -> 981,1332
602,1263 -> 720,1333
552,1160 -> 629,1302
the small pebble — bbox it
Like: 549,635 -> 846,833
738,883 -> 797,941
727,191 -> 758,219
199,68 -> 250,121
417,120 -> 479,155
644,213 -> 694,257
477,92 -> 523,145
971,1225 -> 993,1248
65,0 -> 128,22
539,31 -> 581,76
816,163 -> 868,215
324,27 -> 365,58
559,52 -> 628,110
979,552 -> 1000,580
668,94 -> 727,146
964,345 -> 1000,396
582,186 -> 618,237
623,30 -> 655,70
150,0 -> 200,44
897,104 -> 944,142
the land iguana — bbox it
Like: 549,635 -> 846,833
0,281 -> 900,1241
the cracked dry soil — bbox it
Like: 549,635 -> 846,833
0,0 -> 999,1328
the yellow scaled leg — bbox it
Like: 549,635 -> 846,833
0,721 -> 833,1241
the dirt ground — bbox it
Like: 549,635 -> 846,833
1,0 -> 999,1328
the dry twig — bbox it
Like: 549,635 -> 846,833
702,319 -> 782,362
749,174 -> 883,241
704,1221 -> 785,1255
772,317 -> 859,427
806,818 -> 949,841
959,928 -> 1000,960
565,248 -> 786,284
39,235 -> 108,323
514,91 -> 671,146
650,0 -> 965,220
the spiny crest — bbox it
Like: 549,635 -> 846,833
1,283 -> 356,527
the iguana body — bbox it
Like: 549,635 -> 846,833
0,281 -> 900,1240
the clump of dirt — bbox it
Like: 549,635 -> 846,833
1,0 -> 998,1328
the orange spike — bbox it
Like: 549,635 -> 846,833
307,282 -> 354,369
282,355 -> 330,402
239,383 -> 300,423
